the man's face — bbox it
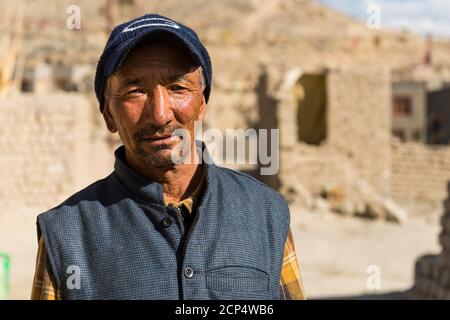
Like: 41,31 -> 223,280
103,42 -> 206,170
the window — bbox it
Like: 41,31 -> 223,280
296,74 -> 327,145
393,96 -> 412,117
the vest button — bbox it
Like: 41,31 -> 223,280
162,217 -> 173,228
184,267 -> 194,278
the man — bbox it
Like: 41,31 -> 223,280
31,14 -> 305,300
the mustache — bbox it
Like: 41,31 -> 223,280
133,123 -> 182,141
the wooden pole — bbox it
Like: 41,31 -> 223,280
0,1 -> 25,96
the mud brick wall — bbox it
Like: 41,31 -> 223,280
0,94 -> 92,213
274,67 -> 393,199
391,142 -> 450,203
326,67 -> 392,194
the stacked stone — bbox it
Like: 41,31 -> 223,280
411,182 -> 450,299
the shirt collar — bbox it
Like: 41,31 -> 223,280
166,166 -> 206,214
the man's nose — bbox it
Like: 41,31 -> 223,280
143,86 -> 174,126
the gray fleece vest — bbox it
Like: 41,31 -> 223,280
37,145 -> 290,300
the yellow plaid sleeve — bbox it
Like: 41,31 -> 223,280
31,236 -> 61,300
280,228 -> 306,300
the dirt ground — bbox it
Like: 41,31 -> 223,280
290,204 -> 441,299
0,203 -> 441,300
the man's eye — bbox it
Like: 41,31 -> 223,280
169,85 -> 187,92
127,88 -> 145,95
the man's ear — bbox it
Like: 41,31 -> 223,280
102,97 -> 117,133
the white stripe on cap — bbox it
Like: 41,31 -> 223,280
122,18 -> 180,33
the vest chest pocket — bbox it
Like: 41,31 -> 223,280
205,266 -> 269,293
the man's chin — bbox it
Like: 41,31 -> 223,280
136,148 -> 177,169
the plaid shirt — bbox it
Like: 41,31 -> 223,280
31,169 -> 306,300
